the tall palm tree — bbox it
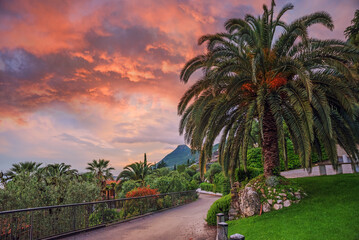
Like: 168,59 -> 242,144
179,1 -> 359,179
5,161 -> 42,179
117,153 -> 152,186
86,159 -> 114,189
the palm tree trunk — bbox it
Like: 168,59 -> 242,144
262,106 -> 280,177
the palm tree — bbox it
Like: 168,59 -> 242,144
345,9 -> 359,47
179,1 -> 359,179
117,153 -> 152,186
5,161 -> 42,179
42,163 -> 78,186
86,159 -> 114,192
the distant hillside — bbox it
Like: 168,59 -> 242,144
157,144 -> 219,168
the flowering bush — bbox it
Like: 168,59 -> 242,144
125,186 -> 159,198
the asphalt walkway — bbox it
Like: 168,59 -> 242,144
61,194 -> 219,240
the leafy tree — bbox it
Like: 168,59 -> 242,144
117,153 -> 152,186
149,171 -> 189,193
118,180 -> 139,198
176,164 -> 186,173
184,167 -> 196,178
178,0 -> 359,179
156,160 -> 167,169
205,163 -> 222,183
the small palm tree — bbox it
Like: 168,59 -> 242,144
117,153 -> 152,186
86,159 -> 114,192
179,1 -> 359,179
5,161 -> 42,179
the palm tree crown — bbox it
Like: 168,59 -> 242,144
42,163 -> 78,185
117,153 -> 152,186
5,161 -> 42,179
86,159 -> 114,183
179,1 -> 359,179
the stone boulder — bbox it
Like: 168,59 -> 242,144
262,203 -> 271,213
283,200 -> 291,207
239,187 -> 261,217
273,203 -> 283,210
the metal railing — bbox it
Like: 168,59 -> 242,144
0,190 -> 197,240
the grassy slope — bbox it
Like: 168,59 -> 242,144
228,174 -> 359,240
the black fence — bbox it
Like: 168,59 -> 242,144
0,190 -> 197,240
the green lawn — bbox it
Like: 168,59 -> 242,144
228,174 -> 359,240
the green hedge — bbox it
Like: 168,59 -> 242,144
206,194 -> 231,226
200,182 -> 214,192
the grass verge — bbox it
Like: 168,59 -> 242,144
228,174 -> 359,240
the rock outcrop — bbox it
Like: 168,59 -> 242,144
228,176 -> 305,220
239,187 -> 261,217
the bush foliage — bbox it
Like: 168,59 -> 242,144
206,194 -> 231,226
125,186 -> 159,198
200,182 -> 214,192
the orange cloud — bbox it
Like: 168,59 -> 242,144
0,0 -> 357,171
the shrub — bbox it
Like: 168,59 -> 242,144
235,167 -> 263,183
125,186 -> 159,198
89,208 -> 122,226
200,182 -> 214,192
265,176 -> 280,187
163,195 -> 172,208
188,179 -> 199,190
119,180 -> 138,198
206,194 -> 231,226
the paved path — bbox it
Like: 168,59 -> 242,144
62,194 -> 219,240
281,163 -> 358,178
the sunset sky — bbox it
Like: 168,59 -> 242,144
0,0 -> 358,174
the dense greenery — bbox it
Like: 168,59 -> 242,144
178,0 -> 359,179
206,194 -> 231,226
0,156 -> 206,212
0,163 -> 100,211
228,174 -> 359,239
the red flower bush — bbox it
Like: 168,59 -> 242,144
125,186 -> 159,198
